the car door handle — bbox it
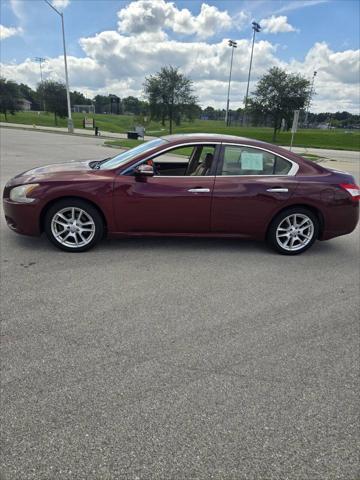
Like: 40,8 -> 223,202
266,188 -> 289,193
188,188 -> 210,193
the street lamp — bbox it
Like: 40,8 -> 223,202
225,40 -> 237,126
34,57 -> 46,111
304,70 -> 317,127
44,0 -> 73,133
243,21 -> 261,126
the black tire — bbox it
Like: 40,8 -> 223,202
44,198 -> 104,252
267,207 -> 319,255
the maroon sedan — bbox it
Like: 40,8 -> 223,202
3,134 -> 359,254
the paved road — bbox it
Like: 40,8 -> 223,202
1,129 -> 359,480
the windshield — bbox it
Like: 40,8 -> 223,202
99,138 -> 167,170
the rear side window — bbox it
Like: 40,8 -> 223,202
274,156 -> 292,174
220,146 -> 292,176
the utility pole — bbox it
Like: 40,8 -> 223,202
225,40 -> 237,126
34,57 -> 46,111
44,0 -> 73,133
242,21 -> 261,126
304,70 -> 317,127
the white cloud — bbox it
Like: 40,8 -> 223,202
51,0 -> 70,9
0,56 -> 104,90
2,35 -> 359,112
260,15 -> 297,33
185,3 -> 232,37
0,0 -> 358,114
117,0 -> 232,39
287,42 -> 360,112
275,0 -> 328,14
289,42 -> 360,84
0,24 -> 23,40
9,0 -> 25,22
79,31 -> 279,85
233,10 -> 250,31
117,0 -> 169,35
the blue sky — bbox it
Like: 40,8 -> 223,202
1,0 -> 359,112
1,0 -> 359,63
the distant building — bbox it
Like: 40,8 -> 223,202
18,98 -> 32,111
317,123 -> 330,130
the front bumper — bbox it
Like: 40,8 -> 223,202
3,199 -> 41,236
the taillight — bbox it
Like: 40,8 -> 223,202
339,183 -> 360,201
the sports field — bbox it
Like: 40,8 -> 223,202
1,111 -> 359,150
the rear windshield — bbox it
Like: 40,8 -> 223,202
100,138 -> 167,170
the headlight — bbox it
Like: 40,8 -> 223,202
10,184 -> 39,203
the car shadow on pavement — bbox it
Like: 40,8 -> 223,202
7,231 -> 345,257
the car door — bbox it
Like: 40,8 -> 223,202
211,144 -> 299,237
112,144 -> 219,234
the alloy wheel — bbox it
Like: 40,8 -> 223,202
51,207 -> 96,248
276,213 -> 314,252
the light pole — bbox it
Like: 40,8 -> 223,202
225,39 -> 237,126
34,57 -> 46,83
44,0 -> 73,133
243,21 -> 261,126
34,57 -> 46,111
304,70 -> 317,127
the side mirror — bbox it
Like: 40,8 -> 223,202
135,164 -> 154,177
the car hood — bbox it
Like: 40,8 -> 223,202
5,159 -> 113,188
15,160 -> 92,178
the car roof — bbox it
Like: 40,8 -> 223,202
162,133 -> 269,145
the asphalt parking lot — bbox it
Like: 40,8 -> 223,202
1,128 -> 359,480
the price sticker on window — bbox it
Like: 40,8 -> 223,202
241,152 -> 264,172
241,152 -> 264,171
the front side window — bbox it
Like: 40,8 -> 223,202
220,146 -> 292,176
99,138 -> 167,170
125,144 -> 216,176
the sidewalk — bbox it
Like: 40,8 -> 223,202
0,122 -> 155,141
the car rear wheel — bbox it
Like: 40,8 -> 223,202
267,207 -> 319,255
44,199 -> 104,252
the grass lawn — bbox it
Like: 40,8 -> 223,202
106,138 -> 145,149
1,111 -> 359,151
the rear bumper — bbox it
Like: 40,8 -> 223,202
321,202 -> 359,240
3,199 -> 41,236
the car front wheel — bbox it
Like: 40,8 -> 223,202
44,199 -> 104,252
267,207 -> 319,255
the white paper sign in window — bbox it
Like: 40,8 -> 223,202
241,151 -> 264,171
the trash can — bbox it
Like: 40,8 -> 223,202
127,131 -> 139,139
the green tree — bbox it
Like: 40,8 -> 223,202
70,90 -> 92,106
93,94 -> 110,114
18,83 -> 40,110
37,81 -> 67,125
203,106 -> 216,119
0,77 -> 21,120
248,67 -> 311,141
184,102 -> 201,122
122,96 -> 141,115
144,66 -> 198,134
139,100 -> 150,116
